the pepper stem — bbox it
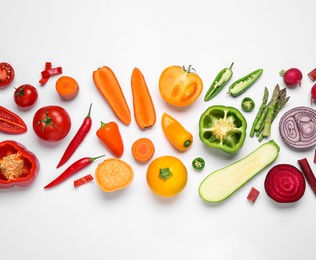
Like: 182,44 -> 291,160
159,167 -> 172,180
89,154 -> 105,162
86,103 -> 92,118
184,140 -> 192,148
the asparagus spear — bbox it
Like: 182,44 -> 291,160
272,91 -> 290,121
254,101 -> 270,136
262,84 -> 280,137
250,87 -> 269,137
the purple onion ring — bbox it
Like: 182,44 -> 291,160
279,106 -> 316,150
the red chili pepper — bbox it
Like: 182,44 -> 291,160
74,174 -> 94,187
56,103 -> 93,168
39,62 -> 62,85
0,106 -> 27,134
44,155 -> 104,189
0,140 -> 40,189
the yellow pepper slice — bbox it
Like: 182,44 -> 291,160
161,113 -> 193,151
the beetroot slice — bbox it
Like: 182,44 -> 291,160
264,164 -> 306,203
247,187 -> 260,203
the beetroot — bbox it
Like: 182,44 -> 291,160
264,164 -> 306,203
279,68 -> 303,88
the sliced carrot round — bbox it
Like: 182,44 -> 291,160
95,158 -> 134,192
131,138 -> 155,162
55,75 -> 79,100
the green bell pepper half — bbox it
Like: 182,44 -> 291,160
199,105 -> 247,153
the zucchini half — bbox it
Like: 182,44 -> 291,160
199,140 -> 280,202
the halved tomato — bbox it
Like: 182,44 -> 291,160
159,65 -> 203,107
0,62 -> 15,88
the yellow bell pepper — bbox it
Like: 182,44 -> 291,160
161,113 -> 193,151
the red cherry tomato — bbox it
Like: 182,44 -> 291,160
32,105 -> 71,142
14,84 -> 38,109
0,62 -> 15,87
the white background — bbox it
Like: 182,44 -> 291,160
1,0 -> 316,259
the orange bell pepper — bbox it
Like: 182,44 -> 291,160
96,121 -> 124,158
161,113 -> 193,151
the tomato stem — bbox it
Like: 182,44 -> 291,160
37,110 -> 59,131
159,167 -> 172,180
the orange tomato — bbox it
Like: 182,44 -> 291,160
159,65 -> 203,107
146,156 -> 188,197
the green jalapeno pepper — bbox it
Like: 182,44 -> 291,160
204,62 -> 234,101
227,68 -> 263,97
199,105 -> 247,153
192,157 -> 205,170
241,97 -> 255,112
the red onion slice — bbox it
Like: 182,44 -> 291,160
264,164 -> 306,203
279,106 -> 316,150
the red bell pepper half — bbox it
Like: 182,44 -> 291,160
0,140 -> 40,189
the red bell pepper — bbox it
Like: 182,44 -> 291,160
0,140 -> 40,189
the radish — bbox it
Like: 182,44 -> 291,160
311,83 -> 316,106
279,68 -> 303,88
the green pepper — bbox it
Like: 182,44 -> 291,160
204,62 -> 234,101
241,97 -> 255,112
199,105 -> 247,153
227,68 -> 263,97
192,157 -> 205,170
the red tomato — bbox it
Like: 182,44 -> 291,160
14,84 -> 38,109
32,105 -> 71,142
0,62 -> 15,87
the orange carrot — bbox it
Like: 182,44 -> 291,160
93,66 -> 131,125
131,138 -> 155,163
131,67 -> 156,129
95,158 -> 134,192
55,76 -> 79,100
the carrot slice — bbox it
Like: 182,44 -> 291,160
131,68 -> 156,129
55,76 -> 79,100
131,138 -> 155,163
93,66 -> 131,125
95,158 -> 134,192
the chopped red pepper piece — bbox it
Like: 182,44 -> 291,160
41,67 -> 63,78
39,62 -> 62,86
247,187 -> 260,203
74,174 -> 94,187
